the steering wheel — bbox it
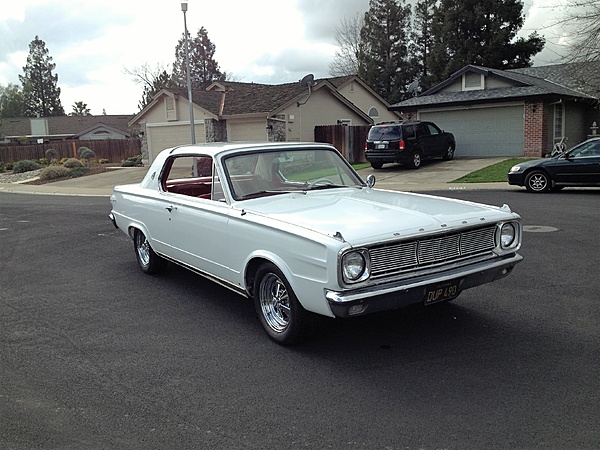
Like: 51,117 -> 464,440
307,177 -> 335,188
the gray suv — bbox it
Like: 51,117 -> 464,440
365,121 -> 456,169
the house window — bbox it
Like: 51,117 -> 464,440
368,107 -> 379,118
165,96 -> 176,121
554,103 -> 564,140
462,72 -> 484,91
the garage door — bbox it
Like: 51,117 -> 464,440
147,123 -> 205,162
420,104 -> 524,157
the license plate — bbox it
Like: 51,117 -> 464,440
424,281 -> 460,305
376,144 -> 386,149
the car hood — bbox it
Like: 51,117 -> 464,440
239,188 -> 516,245
514,157 -> 559,170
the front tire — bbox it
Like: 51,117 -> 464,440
442,144 -> 455,160
254,263 -> 310,345
133,229 -> 167,274
525,170 -> 551,193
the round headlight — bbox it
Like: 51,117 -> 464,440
342,251 -> 367,282
500,223 -> 516,248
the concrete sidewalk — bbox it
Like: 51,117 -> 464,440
0,158 -> 519,197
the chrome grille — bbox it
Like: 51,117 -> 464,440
369,225 -> 497,279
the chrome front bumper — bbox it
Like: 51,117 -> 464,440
325,253 -> 523,318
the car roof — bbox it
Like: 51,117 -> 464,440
373,120 -> 426,127
163,141 -> 337,159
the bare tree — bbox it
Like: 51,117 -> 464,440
555,0 -> 600,62
124,63 -> 175,110
329,13 -> 364,77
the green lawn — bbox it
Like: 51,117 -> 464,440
451,158 -> 536,183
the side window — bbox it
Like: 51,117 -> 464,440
403,125 -> 415,139
571,141 -> 600,158
426,123 -> 441,136
162,155 -> 216,200
416,123 -> 430,137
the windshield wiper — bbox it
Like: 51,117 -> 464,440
304,184 -> 346,191
238,190 -> 290,200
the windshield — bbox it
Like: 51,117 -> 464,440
223,148 -> 364,200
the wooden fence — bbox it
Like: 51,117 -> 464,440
0,138 -> 141,164
314,125 -> 370,163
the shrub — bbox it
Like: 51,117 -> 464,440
99,158 -> 109,164
13,160 -> 42,174
0,162 -> 4,173
63,158 -> 84,168
121,155 -> 143,167
50,158 -> 60,165
69,167 -> 91,178
39,166 -> 71,180
59,157 -> 69,165
38,158 -> 49,166
78,146 -> 96,164
4,162 -> 14,171
45,148 -> 58,161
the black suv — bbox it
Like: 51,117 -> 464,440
364,121 -> 456,169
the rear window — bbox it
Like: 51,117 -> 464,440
368,125 -> 402,141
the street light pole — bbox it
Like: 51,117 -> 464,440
181,1 -> 196,144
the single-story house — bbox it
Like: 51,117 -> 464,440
130,75 -> 400,162
390,62 -> 600,157
0,115 -> 135,144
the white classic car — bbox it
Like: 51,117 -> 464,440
110,142 -> 523,345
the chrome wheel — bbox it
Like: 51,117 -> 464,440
135,231 -> 151,269
258,273 -> 290,333
254,263 -> 310,345
133,229 -> 166,274
525,170 -> 550,193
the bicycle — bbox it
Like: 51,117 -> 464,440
551,136 -> 568,157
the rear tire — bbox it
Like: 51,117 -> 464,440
133,229 -> 167,274
408,151 -> 422,169
525,170 -> 551,193
370,162 -> 383,169
254,263 -> 310,345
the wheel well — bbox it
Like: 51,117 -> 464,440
245,257 -> 271,298
127,226 -> 140,240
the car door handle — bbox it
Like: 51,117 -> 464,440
165,205 -> 177,212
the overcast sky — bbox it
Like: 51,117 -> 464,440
0,0 -> 568,115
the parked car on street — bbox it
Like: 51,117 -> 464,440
508,137 -> 600,192
365,120 -> 456,169
110,142 -> 522,345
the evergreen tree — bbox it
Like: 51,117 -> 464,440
70,101 -> 91,116
429,0 -> 545,84
0,83 -> 26,118
409,0 -> 436,92
172,27 -> 223,89
357,0 -> 413,104
19,36 -> 65,117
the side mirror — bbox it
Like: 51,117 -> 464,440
366,174 -> 376,188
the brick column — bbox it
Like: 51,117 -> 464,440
523,101 -> 547,157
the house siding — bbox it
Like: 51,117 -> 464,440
281,88 -> 370,142
336,82 -> 399,123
